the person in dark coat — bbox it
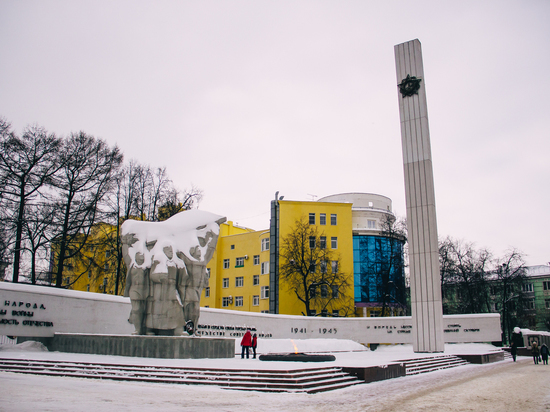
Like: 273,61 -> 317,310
251,333 -> 258,359
540,343 -> 549,365
240,329 -> 252,359
531,341 -> 540,364
510,340 -> 517,362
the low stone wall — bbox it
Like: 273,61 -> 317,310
455,352 -> 504,364
1,283 -> 502,345
19,333 -> 235,359
342,363 -> 406,383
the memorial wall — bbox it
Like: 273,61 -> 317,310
0,282 -> 501,344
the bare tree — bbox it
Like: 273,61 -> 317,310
438,237 -> 492,314
0,120 -> 62,282
157,185 -> 203,221
51,132 -> 123,288
279,217 -> 353,316
494,249 -> 527,344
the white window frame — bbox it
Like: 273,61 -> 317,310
261,238 -> 270,251
261,286 -> 269,299
236,257 -> 244,267
204,287 -> 210,298
253,274 -> 260,286
261,262 -> 269,275
331,236 -> 338,249
223,259 -> 230,269
235,296 -> 244,307
330,214 -> 337,225
253,295 -> 260,306
320,213 -> 326,225
253,255 -> 260,265
222,278 -> 229,288
235,276 -> 244,287
222,297 -> 231,307
309,213 -> 315,225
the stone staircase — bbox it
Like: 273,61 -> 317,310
0,358 -> 363,394
400,355 -> 469,376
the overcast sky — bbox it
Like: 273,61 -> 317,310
0,1 -> 548,266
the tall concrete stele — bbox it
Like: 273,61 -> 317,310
395,39 -> 444,352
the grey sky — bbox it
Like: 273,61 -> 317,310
1,1 -> 548,266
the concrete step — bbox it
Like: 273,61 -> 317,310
400,355 -> 469,376
0,358 -> 363,394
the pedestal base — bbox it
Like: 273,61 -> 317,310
19,333 -> 235,359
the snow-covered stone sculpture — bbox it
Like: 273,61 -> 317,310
121,210 -> 226,336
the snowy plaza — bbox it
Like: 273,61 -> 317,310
1,339 -> 549,411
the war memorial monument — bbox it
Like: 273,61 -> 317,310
0,40 -> 501,360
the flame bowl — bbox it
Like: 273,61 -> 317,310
258,353 -> 336,362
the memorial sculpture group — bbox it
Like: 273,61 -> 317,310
121,210 -> 226,336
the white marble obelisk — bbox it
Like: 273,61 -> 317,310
395,39 -> 444,352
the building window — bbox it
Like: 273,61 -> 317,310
309,213 -> 315,225
104,263 -> 109,271
205,287 -> 210,298
87,271 -> 91,279
367,220 -> 376,229
330,214 -> 337,225
231,244 -> 235,250
105,250 -> 111,258
320,213 -> 326,225
332,310 -> 339,317
332,285 -> 339,298
86,285 -> 90,292
321,309 -> 328,317
261,238 -> 270,251
331,261 -> 338,274
261,262 -> 269,275
525,299 -> 535,310
321,284 -> 328,298
310,310 -> 317,316
309,261 -> 316,273
309,286 -> 316,298
206,268 -> 211,278
522,283 -> 534,292
223,259 -> 230,269
236,257 -> 244,267
309,236 -> 316,249
253,255 -> 260,265
235,276 -> 244,287
261,286 -> 269,299
235,296 -> 243,307
253,275 -> 260,286
544,281 -> 550,291
546,299 -> 550,309
222,278 -> 229,288
253,295 -> 260,306
222,297 -> 231,307
331,237 -> 338,249
320,260 -> 327,274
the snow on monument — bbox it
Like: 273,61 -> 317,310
121,210 -> 226,336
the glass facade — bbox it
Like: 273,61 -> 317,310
353,235 -> 405,305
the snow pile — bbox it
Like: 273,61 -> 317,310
0,340 -> 48,352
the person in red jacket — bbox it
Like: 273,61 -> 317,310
240,329 -> 252,359
251,333 -> 258,358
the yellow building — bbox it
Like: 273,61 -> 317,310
201,221 -> 271,313
52,222 -> 120,295
203,199 -> 356,317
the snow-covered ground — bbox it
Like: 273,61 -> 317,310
1,339 -> 548,411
